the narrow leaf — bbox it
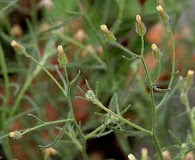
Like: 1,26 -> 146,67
39,124 -> 66,148
70,70 -> 80,85
168,130 -> 182,146
108,93 -> 119,113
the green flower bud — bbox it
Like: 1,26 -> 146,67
9,131 -> 22,140
181,143 -> 188,149
135,15 -> 146,36
180,92 -> 187,105
11,40 -> 26,55
100,24 -> 116,42
151,43 -> 162,60
156,5 -> 170,23
186,70 -> 194,88
57,45 -> 68,67
85,90 -> 96,103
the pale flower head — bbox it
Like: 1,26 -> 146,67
37,0 -> 53,9
43,147 -> 59,159
100,24 -> 116,42
128,153 -> 136,160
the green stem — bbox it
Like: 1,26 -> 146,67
21,119 -> 72,136
111,41 -> 141,58
63,66 -> 88,160
9,54 -> 61,117
167,23 -> 176,89
0,0 -> 19,17
154,60 -> 162,83
139,35 -> 163,159
57,34 -> 106,68
185,94 -> 195,143
95,100 -> 152,136
9,76 -> 33,117
85,124 -> 105,140
0,45 -> 10,129
156,23 -> 176,111
76,0 -> 104,46
112,0 -> 125,34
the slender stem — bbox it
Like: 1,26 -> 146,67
0,45 -> 10,129
112,0 -> 125,34
9,54 -> 65,117
140,35 -> 144,57
185,94 -> 195,143
21,119 -> 72,136
63,66 -> 88,160
57,34 -> 106,68
167,23 -> 176,90
9,77 -> 33,117
111,41 -> 141,58
85,124 -> 105,140
95,100 -> 152,136
76,0 -> 104,46
154,60 -> 161,83
140,35 -> 163,159
0,0 -> 19,17
156,23 -> 176,111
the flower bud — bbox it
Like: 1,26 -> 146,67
162,150 -> 172,160
141,148 -> 148,160
85,90 -> 96,103
128,153 -> 136,160
186,70 -> 194,88
11,40 -> 26,55
151,43 -> 162,60
100,24 -> 116,42
57,45 -> 68,67
180,92 -> 187,105
43,147 -> 59,160
9,131 -> 22,139
156,5 -> 169,23
135,15 -> 146,36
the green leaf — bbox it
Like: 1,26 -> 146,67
108,93 -> 119,113
168,130 -> 182,146
55,65 -> 67,96
106,125 -> 147,137
39,124 -> 67,148
70,70 -> 80,85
